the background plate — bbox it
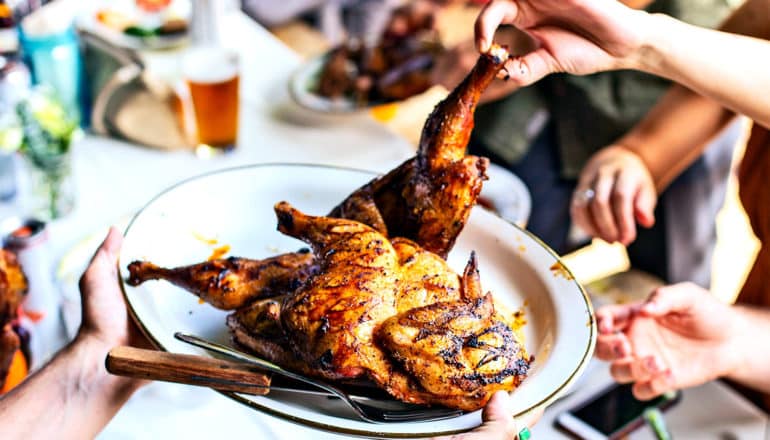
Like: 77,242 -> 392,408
289,54 -> 395,113
119,163 -> 595,438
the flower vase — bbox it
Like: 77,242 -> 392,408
24,151 -> 75,221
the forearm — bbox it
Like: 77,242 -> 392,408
724,306 -> 770,393
631,0 -> 770,128
0,336 -> 141,438
617,86 -> 735,191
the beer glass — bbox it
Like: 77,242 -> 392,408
181,47 -> 239,149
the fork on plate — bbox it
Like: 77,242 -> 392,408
173,332 -> 464,424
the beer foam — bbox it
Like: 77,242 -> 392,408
182,47 -> 239,84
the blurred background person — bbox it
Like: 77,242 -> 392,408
241,0 -> 433,45
433,0 -> 739,289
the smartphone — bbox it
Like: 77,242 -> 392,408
555,383 -> 681,440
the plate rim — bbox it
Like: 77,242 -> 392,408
118,162 -> 596,438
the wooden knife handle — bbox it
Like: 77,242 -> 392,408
106,346 -> 271,395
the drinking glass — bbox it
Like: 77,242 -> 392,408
181,47 -> 239,150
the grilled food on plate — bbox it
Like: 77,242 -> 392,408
127,45 -> 530,411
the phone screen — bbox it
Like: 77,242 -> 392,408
570,383 -> 676,436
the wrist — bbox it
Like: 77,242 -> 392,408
620,12 -> 670,74
69,334 -> 145,399
613,138 -> 665,191
719,307 -> 750,382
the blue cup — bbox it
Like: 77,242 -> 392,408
18,24 -> 85,126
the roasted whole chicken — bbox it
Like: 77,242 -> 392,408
275,202 -> 529,409
127,45 -> 530,411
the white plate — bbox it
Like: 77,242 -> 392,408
479,163 -> 532,228
119,163 -> 595,438
289,54 -> 369,113
289,53 -> 410,114
77,0 -> 191,51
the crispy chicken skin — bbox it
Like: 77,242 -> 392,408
126,252 -> 318,310
225,296 -> 313,375
276,201 -> 401,380
378,252 -> 530,411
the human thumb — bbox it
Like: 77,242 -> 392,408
503,49 -> 554,87
482,391 -> 513,424
639,283 -> 698,317
634,183 -> 656,228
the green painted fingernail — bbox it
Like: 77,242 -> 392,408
518,427 -> 531,440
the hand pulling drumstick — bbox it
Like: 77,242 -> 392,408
105,346 -> 271,395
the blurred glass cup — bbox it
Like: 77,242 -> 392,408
180,47 -> 239,150
14,86 -> 80,220
19,22 -> 83,124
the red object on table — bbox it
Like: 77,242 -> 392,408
136,0 -> 172,13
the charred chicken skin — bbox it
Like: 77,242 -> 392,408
125,46 -> 528,411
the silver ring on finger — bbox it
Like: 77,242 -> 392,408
572,188 -> 596,206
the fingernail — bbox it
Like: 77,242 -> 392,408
517,59 -> 528,78
663,369 -> 675,384
645,356 -> 661,373
479,38 -> 488,52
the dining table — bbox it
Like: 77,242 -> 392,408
3,6 -> 768,439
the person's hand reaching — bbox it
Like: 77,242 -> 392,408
596,283 -> 744,400
571,145 -> 657,245
474,0 -> 650,86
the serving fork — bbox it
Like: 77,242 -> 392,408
174,332 -> 464,424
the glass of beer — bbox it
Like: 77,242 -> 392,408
181,47 -> 239,149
